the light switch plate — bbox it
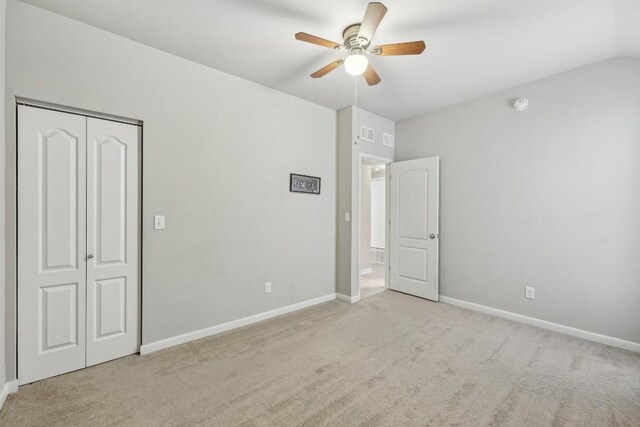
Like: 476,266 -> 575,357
154,215 -> 165,230
345,212 -> 351,222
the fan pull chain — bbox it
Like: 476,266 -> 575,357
354,76 -> 359,146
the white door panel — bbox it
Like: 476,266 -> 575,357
397,247 -> 428,281
86,117 -> 140,366
389,157 -> 439,301
18,106 -> 87,384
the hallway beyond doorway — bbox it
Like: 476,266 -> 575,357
361,263 -> 385,298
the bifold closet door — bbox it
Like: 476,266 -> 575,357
18,106 -> 88,384
18,106 -> 140,384
85,117 -> 139,367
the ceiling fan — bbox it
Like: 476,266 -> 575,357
295,2 -> 425,86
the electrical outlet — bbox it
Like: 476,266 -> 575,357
525,286 -> 535,299
265,282 -> 272,294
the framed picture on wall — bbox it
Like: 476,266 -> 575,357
290,173 -> 321,194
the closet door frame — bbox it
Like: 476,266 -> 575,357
15,98 -> 143,385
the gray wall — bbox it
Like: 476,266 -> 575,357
0,0 -> 6,392
5,0 -> 336,379
335,108 -> 353,296
359,165 -> 371,272
396,58 -> 640,344
336,106 -> 394,297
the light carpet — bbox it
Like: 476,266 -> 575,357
1,291 -> 639,426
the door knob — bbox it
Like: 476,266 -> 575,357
87,254 -> 94,260
429,234 -> 436,239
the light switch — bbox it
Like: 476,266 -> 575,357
154,215 -> 165,230
344,212 -> 351,222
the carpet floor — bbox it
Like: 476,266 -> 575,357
1,291 -> 639,426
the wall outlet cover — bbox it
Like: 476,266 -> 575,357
265,282 -> 272,294
525,286 -> 535,299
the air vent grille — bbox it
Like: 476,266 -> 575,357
360,126 -> 374,142
383,133 -> 395,148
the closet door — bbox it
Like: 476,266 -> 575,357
18,106 -> 88,384
86,118 -> 140,366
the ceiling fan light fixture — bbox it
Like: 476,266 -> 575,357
344,49 -> 368,76
296,2 -> 426,85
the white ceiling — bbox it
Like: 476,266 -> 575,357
18,0 -> 640,121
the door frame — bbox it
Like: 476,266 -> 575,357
353,152 -> 393,300
14,98 -> 144,385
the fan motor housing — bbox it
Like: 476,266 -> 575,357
343,24 -> 365,50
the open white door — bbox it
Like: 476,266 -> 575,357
389,157 -> 439,301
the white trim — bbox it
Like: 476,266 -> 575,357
140,293 -> 336,355
0,380 -> 19,411
336,293 -> 361,304
440,296 -> 640,353
16,97 -> 141,126
355,151 -> 393,300
0,383 -> 9,410
360,268 -> 372,275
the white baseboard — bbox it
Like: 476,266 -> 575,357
336,293 -> 361,304
360,268 -> 372,275
0,380 -> 19,411
140,293 -> 337,355
440,296 -> 640,353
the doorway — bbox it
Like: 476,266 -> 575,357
17,102 -> 142,384
359,157 -> 388,299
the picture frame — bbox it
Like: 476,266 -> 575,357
290,173 -> 321,195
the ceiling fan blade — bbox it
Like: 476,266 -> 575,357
363,63 -> 381,86
357,2 -> 388,46
311,59 -> 344,78
375,41 -> 426,56
295,32 -> 340,50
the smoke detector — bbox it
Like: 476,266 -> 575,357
513,98 -> 529,112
